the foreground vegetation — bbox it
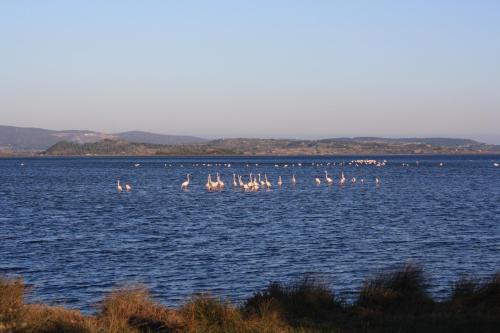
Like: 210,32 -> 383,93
1,264 -> 499,332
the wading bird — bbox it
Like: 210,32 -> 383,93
277,176 -> 283,187
216,173 -> 225,190
206,174 -> 213,191
265,174 -> 272,189
259,174 -> 266,187
181,174 -> 190,190
117,180 -> 123,193
339,171 -> 346,185
325,171 -> 333,185
125,183 -> 132,192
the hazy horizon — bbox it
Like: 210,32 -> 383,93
1,1 -> 499,143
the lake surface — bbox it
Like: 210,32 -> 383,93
0,155 -> 499,311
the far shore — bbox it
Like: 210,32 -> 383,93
2,151 -> 500,158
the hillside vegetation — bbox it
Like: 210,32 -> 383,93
42,137 -> 500,156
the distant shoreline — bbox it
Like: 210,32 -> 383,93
2,152 -> 500,159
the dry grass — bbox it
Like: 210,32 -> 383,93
97,286 -> 184,332
244,276 -> 342,327
356,263 -> 434,315
181,294 -> 289,333
1,265 -> 499,333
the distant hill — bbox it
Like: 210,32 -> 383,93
343,137 -> 482,147
3,125 -> 499,155
44,139 -> 235,156
115,131 -> 205,145
43,137 -> 500,156
0,125 -> 206,151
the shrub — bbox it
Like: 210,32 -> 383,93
244,276 -> 342,326
448,273 -> 500,315
97,285 -> 182,333
356,264 -> 434,315
0,276 -> 26,332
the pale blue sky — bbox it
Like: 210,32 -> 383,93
1,1 -> 499,143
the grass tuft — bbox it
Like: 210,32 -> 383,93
356,263 -> 434,315
244,275 -> 342,326
448,273 -> 500,315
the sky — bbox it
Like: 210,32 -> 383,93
1,1 -> 499,143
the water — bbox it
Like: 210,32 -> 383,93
0,155 -> 499,311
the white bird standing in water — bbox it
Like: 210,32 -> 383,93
315,177 -> 321,185
265,174 -> 272,189
181,174 -> 190,190
351,176 -> 357,183
277,176 -> 283,187
494,162 -> 499,167
117,180 -> 123,193
324,171 -> 333,185
259,174 -> 266,187
291,174 -> 297,185
216,173 -> 225,189
233,173 -> 238,187
125,183 -> 132,192
339,171 -> 346,185
206,174 -> 213,191
375,177 -> 381,185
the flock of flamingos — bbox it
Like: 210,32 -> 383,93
115,159 -> 384,193
115,159 -> 499,193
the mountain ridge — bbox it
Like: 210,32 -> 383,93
0,125 -> 206,151
41,137 -> 500,156
2,125 -> 499,155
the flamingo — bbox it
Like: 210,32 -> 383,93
206,174 -> 213,191
125,183 -> 132,192
315,177 -> 321,185
339,171 -> 346,185
252,175 -> 260,191
233,173 -> 238,187
291,174 -> 297,185
324,171 -> 333,185
181,174 -> 190,190
247,173 -> 254,188
277,176 -> 283,187
216,173 -> 225,189
259,174 -> 266,187
117,180 -> 123,193
265,174 -> 272,189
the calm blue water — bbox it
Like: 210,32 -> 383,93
0,155 -> 499,311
